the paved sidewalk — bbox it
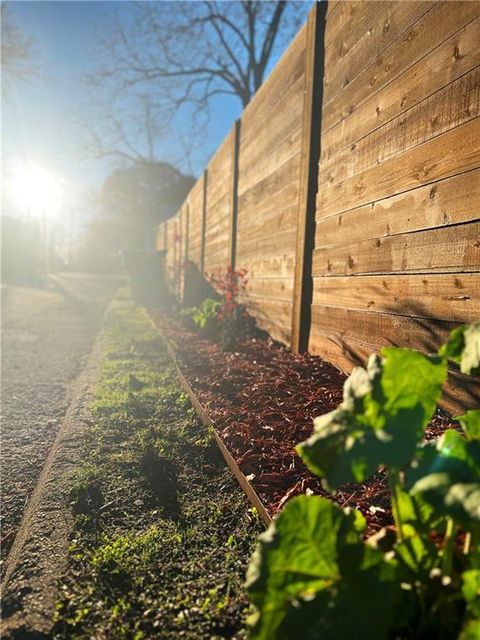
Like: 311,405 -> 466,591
1,273 -> 120,564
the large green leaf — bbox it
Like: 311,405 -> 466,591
459,571 -> 480,640
440,322 -> 480,375
298,350 -> 447,489
458,411 -> 480,441
246,495 -> 397,640
463,570 -> 480,618
406,430 -> 480,526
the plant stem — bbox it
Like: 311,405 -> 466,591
463,532 -> 471,555
470,525 -> 480,568
388,468 -> 403,543
442,517 -> 455,577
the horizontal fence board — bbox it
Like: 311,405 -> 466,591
239,130 -> 303,194
308,326 -> 479,414
237,155 -> 300,215
317,117 -> 480,218
238,228 -> 299,259
240,25 -> 306,136
311,304 -> 457,354
312,220 -> 480,276
237,204 -> 298,243
244,298 -> 293,344
323,1 -> 433,106
239,74 -> 305,157
322,17 -> 480,163
320,65 -> 480,185
237,254 -> 296,280
315,168 -> 480,245
322,2 -> 479,134
244,276 -> 295,303
324,0 -> 401,48
312,273 -> 480,322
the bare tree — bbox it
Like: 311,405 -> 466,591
85,1 -> 310,167
1,3 -> 38,95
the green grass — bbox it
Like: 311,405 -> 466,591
52,295 -> 262,640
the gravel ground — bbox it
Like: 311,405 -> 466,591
1,273 -> 119,564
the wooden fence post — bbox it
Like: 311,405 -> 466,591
291,1 -> 327,353
185,203 -> 190,262
229,119 -> 241,270
200,169 -> 208,274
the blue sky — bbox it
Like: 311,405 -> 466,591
3,1 -> 310,215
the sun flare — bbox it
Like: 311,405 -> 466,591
9,163 -> 63,216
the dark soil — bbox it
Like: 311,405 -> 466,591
152,312 -> 459,536
52,299 -> 262,640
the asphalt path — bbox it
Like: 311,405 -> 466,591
1,273 -> 120,565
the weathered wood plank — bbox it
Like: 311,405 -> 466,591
245,277 -> 294,303
323,1 -> 433,106
312,220 -> 480,276
320,65 -> 480,185
244,298 -> 293,345
322,2 -> 479,134
308,326 -> 479,413
238,228 -> 299,259
322,17 -> 480,163
315,168 -> 480,245
241,25 -> 306,134
229,119 -> 241,269
237,154 -> 300,214
312,273 -> 480,322
239,73 -> 305,155
235,254 -> 296,280
311,304 -> 456,353
317,117 -> 480,218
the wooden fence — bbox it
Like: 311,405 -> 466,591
156,0 -> 480,412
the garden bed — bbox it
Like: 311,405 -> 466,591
151,310 -> 458,537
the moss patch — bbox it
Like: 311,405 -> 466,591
52,297 -> 262,639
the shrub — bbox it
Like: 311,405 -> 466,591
207,266 -> 251,349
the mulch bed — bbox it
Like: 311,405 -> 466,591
152,312 -> 458,537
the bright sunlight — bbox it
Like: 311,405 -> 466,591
9,163 -> 64,216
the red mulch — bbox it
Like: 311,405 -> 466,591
152,312 -> 458,536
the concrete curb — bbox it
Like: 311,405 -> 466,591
1,331 -> 104,639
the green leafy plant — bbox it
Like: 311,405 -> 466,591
247,321 -> 480,640
181,267 -> 253,348
181,298 -> 221,338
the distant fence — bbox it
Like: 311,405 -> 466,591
156,0 -> 480,412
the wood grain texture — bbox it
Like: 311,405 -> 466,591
323,1 -> 433,106
308,325 -> 479,414
322,17 -> 480,163
322,1 -> 480,133
235,17 -> 308,346
312,220 -> 480,276
320,65 -> 480,185
315,168 -> 480,247
312,273 -> 480,322
317,117 -> 480,218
